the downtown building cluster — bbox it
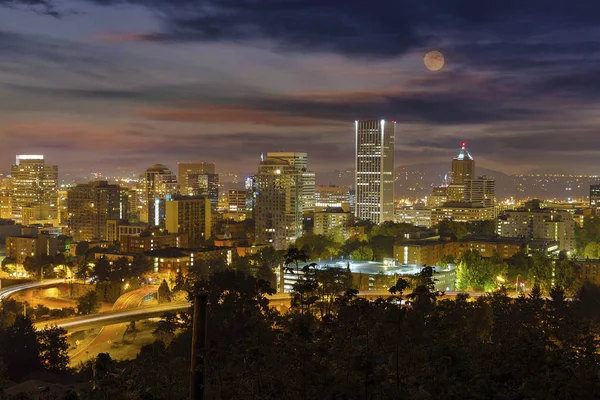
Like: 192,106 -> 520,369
0,120 -> 595,286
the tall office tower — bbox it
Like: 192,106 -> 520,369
447,143 -> 475,201
590,184 -> 600,208
177,162 -> 218,209
354,120 -> 395,224
67,181 -> 128,242
255,152 -> 315,250
464,176 -> 496,208
165,196 -> 211,247
450,143 -> 475,185
245,176 -> 258,216
11,155 -> 58,224
144,164 -> 177,227
56,189 -> 68,225
262,152 -> 315,212
0,177 -> 11,219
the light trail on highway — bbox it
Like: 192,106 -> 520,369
0,279 -> 65,301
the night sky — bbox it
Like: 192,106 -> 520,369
1,1 -> 600,176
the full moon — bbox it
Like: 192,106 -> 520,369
424,50 -> 445,71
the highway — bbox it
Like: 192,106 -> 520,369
35,302 -> 190,331
0,279 -> 65,301
68,286 -> 160,365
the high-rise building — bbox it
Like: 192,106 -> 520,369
265,152 -> 315,212
355,120 -> 395,224
165,196 -> 212,247
227,189 -> 247,212
11,155 -> 58,224
144,164 -> 177,227
67,181 -> 128,242
177,162 -> 218,209
464,176 -> 496,208
590,184 -> 600,208
245,176 -> 258,215
255,152 -> 315,249
450,143 -> 475,185
0,176 -> 11,220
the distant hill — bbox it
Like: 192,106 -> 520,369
316,163 -> 594,200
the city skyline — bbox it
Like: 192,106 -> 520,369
2,1 -> 600,175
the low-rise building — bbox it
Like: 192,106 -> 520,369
497,200 -> 575,252
106,220 -> 148,243
577,259 -> 600,286
5,234 -> 58,265
431,202 -> 494,226
120,232 -> 188,253
313,207 -> 353,239
394,206 -> 432,228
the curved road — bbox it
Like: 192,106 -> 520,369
0,279 -> 65,301
67,286 -> 159,364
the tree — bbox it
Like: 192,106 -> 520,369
173,268 -> 186,292
77,290 -> 100,315
437,220 -> 469,240
23,256 -> 38,277
158,280 -> 172,303
437,254 -> 456,267
584,241 -> 600,259
555,253 -> 578,294
351,245 -> 373,261
53,253 -> 66,266
529,251 -> 553,292
38,325 -> 70,373
0,315 -> 41,382
1,257 -> 16,273
284,247 -> 308,275
457,250 -> 507,291
389,277 -> 410,297
75,241 -> 90,257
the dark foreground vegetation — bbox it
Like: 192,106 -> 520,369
1,257 -> 599,399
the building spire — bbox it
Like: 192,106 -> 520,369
455,142 -> 473,161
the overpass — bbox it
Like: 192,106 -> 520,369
0,279 -> 65,301
34,303 -> 190,332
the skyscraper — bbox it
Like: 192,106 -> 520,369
11,155 -> 58,224
465,176 -> 496,208
165,196 -> 212,247
255,152 -> 315,249
447,143 -> 475,202
265,152 -> 315,212
450,143 -> 475,185
354,120 -> 395,224
177,162 -> 219,209
144,164 -> 177,227
67,181 -> 128,242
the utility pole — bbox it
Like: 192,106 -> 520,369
190,294 -> 207,400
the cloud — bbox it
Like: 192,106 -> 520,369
92,32 -> 165,42
0,0 -> 61,17
137,103 -> 343,126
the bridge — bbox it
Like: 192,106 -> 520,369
0,279 -> 65,301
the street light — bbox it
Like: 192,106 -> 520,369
515,274 -> 520,294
